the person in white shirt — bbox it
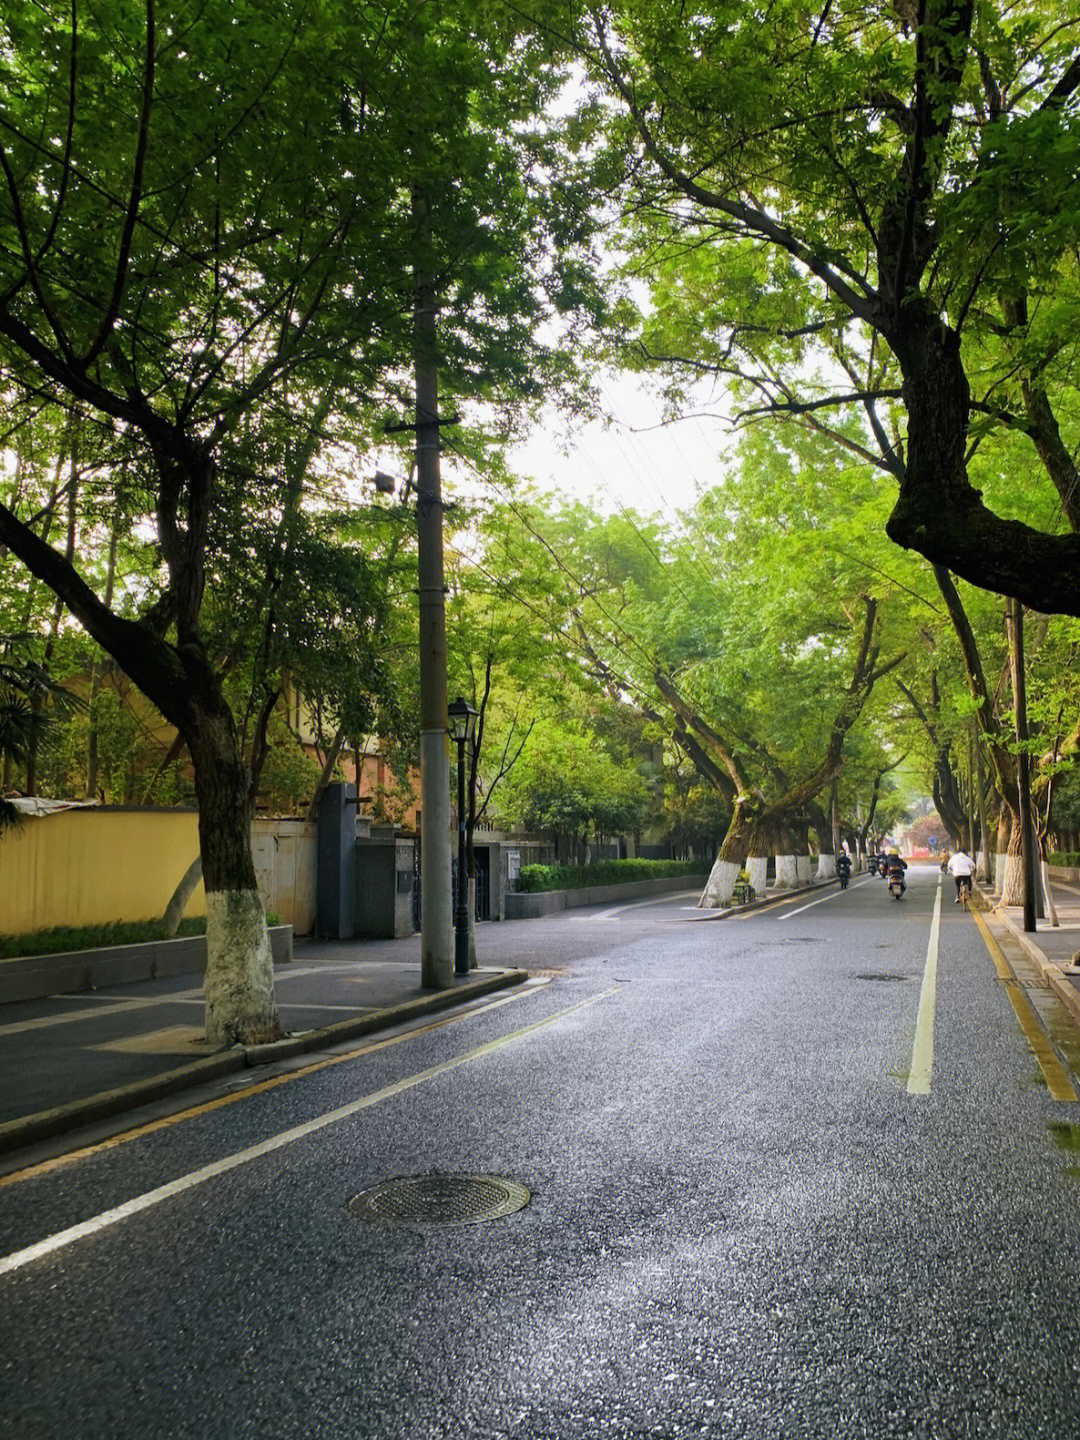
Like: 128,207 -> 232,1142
947,847 -> 976,903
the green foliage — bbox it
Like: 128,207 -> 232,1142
0,918 -> 205,961
514,857 -> 704,893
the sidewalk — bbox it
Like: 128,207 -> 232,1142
983,877 -> 1080,1027
0,933 -> 525,1159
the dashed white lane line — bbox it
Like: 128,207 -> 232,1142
0,986 -> 620,1277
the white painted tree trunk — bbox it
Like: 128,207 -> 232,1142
998,852 -> 1023,906
775,854 -> 798,889
204,891 -> 277,1047
699,857 -> 740,908
816,852 -> 836,881
796,854 -> 813,885
747,855 -> 768,896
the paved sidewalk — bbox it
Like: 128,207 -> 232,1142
0,932 -> 525,1159
983,877 -> 1080,1026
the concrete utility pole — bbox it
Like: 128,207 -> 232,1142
412,181 -> 452,988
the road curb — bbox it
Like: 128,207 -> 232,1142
991,903 -> 1060,983
0,967 -> 527,1157
985,899 -> 1080,1030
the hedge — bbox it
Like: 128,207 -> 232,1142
1048,853 -> 1080,868
514,858 -> 705,893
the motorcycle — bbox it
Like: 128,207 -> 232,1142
888,872 -> 905,900
837,859 -> 851,890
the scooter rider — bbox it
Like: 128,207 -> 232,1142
882,849 -> 907,894
837,850 -> 852,887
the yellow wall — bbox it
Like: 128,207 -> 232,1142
0,808 -> 206,936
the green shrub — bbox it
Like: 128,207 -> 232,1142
514,858 -> 705,893
1048,852 -> 1080,868
0,917 -> 206,961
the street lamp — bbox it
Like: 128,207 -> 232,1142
447,696 -> 477,976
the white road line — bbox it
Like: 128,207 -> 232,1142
775,882 -> 867,919
593,890 -> 702,920
908,881 -> 943,1096
0,986 -> 619,1277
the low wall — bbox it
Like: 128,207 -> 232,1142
1048,864 -> 1080,884
0,807 -> 204,936
505,874 -> 707,920
0,807 -> 318,939
0,925 -> 293,1005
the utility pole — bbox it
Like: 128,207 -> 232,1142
412,179 -> 452,988
1008,597 -> 1039,933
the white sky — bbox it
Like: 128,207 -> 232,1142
506,370 -> 732,521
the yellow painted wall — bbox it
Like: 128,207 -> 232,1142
0,809 -> 206,936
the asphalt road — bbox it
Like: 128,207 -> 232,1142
3,863 -> 1080,1439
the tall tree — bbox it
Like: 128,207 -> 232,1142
0,0 -> 603,1039
570,0 -> 1080,613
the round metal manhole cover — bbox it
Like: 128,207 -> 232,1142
347,1174 -> 531,1228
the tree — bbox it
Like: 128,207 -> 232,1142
0,631 -> 83,830
571,0 -> 1080,613
0,0 -> 604,1039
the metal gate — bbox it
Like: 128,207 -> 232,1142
415,844 -> 491,928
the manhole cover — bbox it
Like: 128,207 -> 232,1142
856,972 -> 909,982
347,1174 -> 531,1228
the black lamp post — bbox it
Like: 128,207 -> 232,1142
447,696 -> 477,976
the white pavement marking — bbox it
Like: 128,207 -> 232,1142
0,994 -> 196,1037
593,890 -> 702,920
0,986 -> 619,1277
775,880 -> 871,920
908,881 -> 943,1096
0,967 -> 357,1036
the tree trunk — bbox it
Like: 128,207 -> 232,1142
746,854 -> 768,896
162,856 -> 203,938
700,798 -> 757,908
998,812 -> 1024,908
775,854 -> 798,889
187,699 -> 283,1047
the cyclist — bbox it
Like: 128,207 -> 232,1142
947,846 -> 976,905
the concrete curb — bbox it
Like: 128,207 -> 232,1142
0,967 -> 527,1157
992,903 -> 1061,983
1049,972 -> 1080,1029
988,898 -> 1080,1028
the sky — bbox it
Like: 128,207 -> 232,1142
506,370 -> 732,522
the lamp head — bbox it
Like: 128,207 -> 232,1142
447,695 -> 477,745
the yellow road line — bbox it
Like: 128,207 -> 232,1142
973,911 -> 1078,1102
0,985 -> 617,1277
0,980 -> 550,1190
908,884 -> 943,1095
